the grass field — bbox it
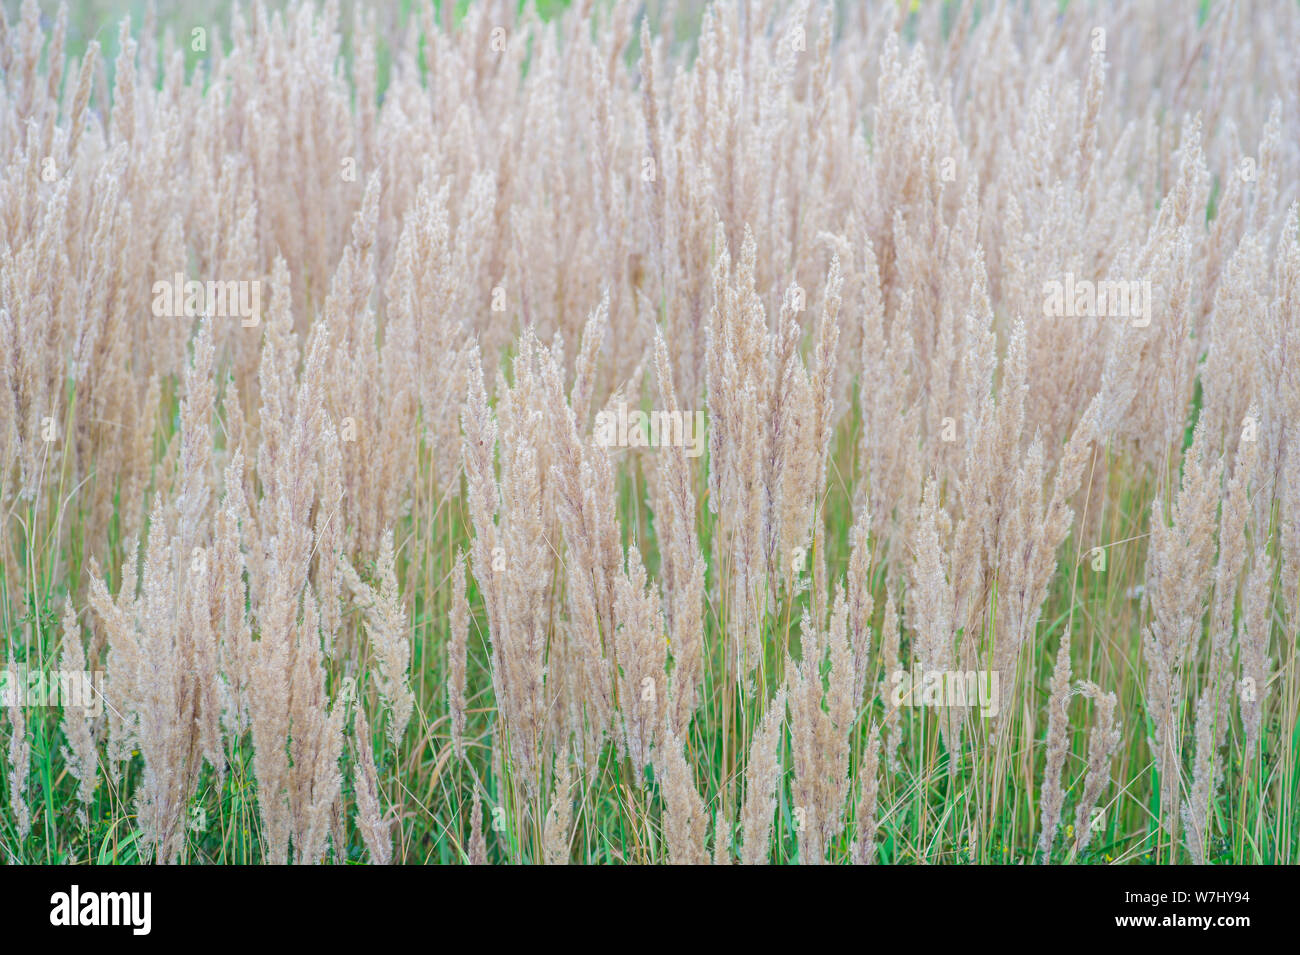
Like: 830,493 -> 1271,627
1,0 -> 1298,864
